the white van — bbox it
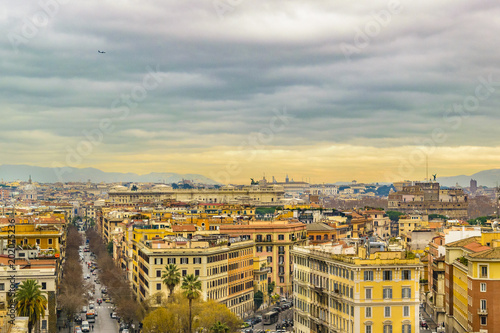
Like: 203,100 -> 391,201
81,320 -> 90,332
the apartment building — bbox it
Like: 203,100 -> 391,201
292,244 -> 422,333
130,233 -> 254,317
0,258 -> 57,333
220,220 -> 307,296
444,233 -> 500,333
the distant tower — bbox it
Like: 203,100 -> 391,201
470,179 -> 477,193
28,175 -> 32,184
286,174 -> 289,183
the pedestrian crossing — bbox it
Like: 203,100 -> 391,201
97,305 -> 114,309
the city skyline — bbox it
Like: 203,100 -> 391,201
2,1 -> 500,184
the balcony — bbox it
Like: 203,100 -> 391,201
478,308 -> 488,315
313,285 -> 325,294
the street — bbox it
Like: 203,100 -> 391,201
81,236 -> 120,333
249,307 -> 294,332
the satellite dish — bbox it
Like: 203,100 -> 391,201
493,221 -> 499,230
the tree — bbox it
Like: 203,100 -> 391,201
14,279 -> 48,333
386,210 -> 404,222
162,264 -> 181,302
106,241 -> 113,255
142,307 -> 176,333
254,290 -> 264,311
197,300 -> 241,332
182,274 -> 202,333
210,321 -> 229,333
267,281 -> 275,295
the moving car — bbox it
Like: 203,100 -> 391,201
81,321 -> 90,333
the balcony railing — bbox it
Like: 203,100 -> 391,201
478,308 -> 488,315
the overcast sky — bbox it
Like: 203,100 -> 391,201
2,0 -> 500,184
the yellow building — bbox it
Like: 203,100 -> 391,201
130,233 -> 254,317
398,214 -> 428,236
292,244 -> 422,333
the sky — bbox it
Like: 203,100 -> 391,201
2,0 -> 500,184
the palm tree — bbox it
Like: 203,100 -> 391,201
14,279 -> 48,333
210,321 -> 229,333
161,264 -> 181,301
181,274 -> 202,333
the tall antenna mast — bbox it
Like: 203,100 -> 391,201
497,182 -> 500,219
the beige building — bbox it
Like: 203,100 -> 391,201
388,182 -> 467,219
131,233 -> 254,318
108,186 -> 284,206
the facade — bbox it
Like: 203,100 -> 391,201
388,182 -> 468,219
0,258 -> 57,333
292,244 -> 422,333
220,220 -> 307,296
130,233 -> 254,318
108,186 -> 285,206
444,233 -> 500,333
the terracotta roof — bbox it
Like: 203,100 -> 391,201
445,236 -> 481,248
463,242 -> 490,253
172,225 -> 196,232
469,247 -> 500,259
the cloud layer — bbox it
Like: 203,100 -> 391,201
2,0 -> 500,183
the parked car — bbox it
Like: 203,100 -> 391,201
74,327 -> 82,333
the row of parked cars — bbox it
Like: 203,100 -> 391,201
272,301 -> 293,313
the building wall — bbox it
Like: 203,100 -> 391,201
292,247 -> 421,333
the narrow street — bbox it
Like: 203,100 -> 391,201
81,234 -> 120,333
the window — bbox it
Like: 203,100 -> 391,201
403,305 -> 409,317
383,324 -> 392,333
402,287 -> 411,299
267,256 -> 272,263
316,235 -> 321,240
181,258 -> 189,264
383,288 -> 393,299
383,270 -> 392,281
48,238 -> 53,245
36,239 -> 41,245
365,325 -> 372,333
402,270 -> 411,280
480,265 -> 488,278
480,299 -> 487,310
365,307 -> 372,318
278,234 -> 284,240
156,270 -> 161,278
156,283 -> 161,290
364,270 -> 373,281
266,246 -> 273,252
256,235 -> 262,242
195,269 -> 199,276
480,316 -> 487,325
480,283 -> 487,292
266,235 -> 272,242
41,320 -> 47,330
384,306 -> 391,317
41,282 -> 46,290
402,324 -> 411,333
365,288 -> 372,300
0,284 -> 4,291
182,270 -> 187,277
256,246 -> 263,252
167,258 -> 176,264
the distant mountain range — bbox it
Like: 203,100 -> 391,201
0,164 -> 219,184
437,169 -> 500,188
